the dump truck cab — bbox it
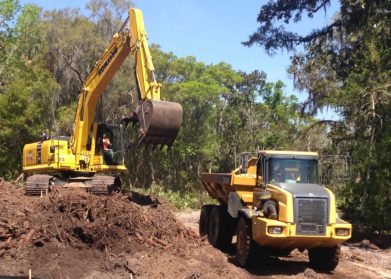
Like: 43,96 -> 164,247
200,150 -> 351,270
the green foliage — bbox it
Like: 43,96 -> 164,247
0,64 -> 59,177
0,0 -> 20,31
0,1 -> 59,178
128,184 -> 216,209
14,4 -> 43,60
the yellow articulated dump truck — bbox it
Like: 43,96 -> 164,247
200,150 -> 351,270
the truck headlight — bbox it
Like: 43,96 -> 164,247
336,228 -> 350,236
268,226 -> 283,234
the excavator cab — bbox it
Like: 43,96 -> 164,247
96,123 -> 125,165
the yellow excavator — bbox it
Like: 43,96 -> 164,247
22,8 -> 183,195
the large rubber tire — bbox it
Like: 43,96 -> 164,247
199,204 -> 214,236
208,205 -> 234,250
236,216 -> 259,267
308,245 -> 341,271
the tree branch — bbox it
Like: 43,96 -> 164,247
62,54 -> 84,85
0,45 -> 17,76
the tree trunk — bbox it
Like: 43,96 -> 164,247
360,93 -> 376,223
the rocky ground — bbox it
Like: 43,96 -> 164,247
0,180 -> 390,279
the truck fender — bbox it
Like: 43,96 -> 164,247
228,192 -> 245,218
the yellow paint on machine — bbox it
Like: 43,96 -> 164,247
201,150 -> 352,250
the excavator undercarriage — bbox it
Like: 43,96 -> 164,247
25,174 -> 122,196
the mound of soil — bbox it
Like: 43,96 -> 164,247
0,181 -> 199,278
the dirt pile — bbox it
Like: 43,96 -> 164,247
1,180 -> 390,279
0,181 -> 200,278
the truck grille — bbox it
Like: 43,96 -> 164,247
295,198 -> 327,236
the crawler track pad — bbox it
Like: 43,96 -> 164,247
90,176 -> 122,195
25,174 -> 53,196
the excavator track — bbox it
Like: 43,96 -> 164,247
25,174 -> 54,196
90,176 -> 122,195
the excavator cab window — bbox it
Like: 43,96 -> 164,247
86,125 -> 93,151
96,124 -> 124,165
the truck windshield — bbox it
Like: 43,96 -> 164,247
268,158 -> 319,184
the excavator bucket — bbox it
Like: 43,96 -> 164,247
137,100 -> 183,146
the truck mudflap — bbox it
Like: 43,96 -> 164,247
251,216 -> 352,249
137,100 -> 183,146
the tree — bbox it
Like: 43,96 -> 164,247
0,0 -> 20,92
0,2 -> 60,178
0,64 -> 59,177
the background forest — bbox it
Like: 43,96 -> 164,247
0,0 -> 390,231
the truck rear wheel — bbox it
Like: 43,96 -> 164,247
236,216 -> 258,267
199,204 -> 213,236
208,205 -> 233,250
308,245 -> 341,271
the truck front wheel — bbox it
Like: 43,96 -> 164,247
236,216 -> 258,267
308,245 -> 341,271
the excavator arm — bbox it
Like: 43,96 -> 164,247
129,8 -> 161,101
71,8 -> 183,159
128,9 -> 183,146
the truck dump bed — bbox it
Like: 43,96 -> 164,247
201,173 -> 233,204
201,159 -> 258,205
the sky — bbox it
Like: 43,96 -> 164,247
20,0 -> 339,119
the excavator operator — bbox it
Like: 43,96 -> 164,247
102,133 -> 113,162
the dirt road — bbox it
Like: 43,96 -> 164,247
0,182 -> 390,279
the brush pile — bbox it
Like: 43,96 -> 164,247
0,181 -> 199,277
